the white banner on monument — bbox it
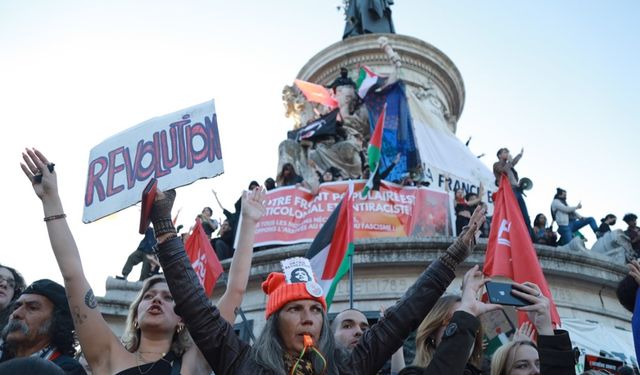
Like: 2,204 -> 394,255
407,89 -> 496,211
82,100 -> 223,223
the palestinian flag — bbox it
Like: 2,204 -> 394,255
356,65 -> 385,99
306,189 -> 354,307
362,103 -> 386,197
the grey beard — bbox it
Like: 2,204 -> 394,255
1,319 -> 51,341
1,320 -> 30,339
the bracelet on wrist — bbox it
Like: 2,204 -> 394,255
44,214 -> 66,222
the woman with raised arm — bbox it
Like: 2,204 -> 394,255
148,185 -> 487,374
20,148 -> 265,375
400,266 -> 500,375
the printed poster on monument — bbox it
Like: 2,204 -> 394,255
254,181 -> 453,246
83,100 -> 223,223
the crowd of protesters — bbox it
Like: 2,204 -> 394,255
445,146 -> 640,264
1,147 -> 636,375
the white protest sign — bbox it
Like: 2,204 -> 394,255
82,100 -> 223,223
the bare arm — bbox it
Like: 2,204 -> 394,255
211,189 -> 225,211
21,148 -> 123,373
217,188 -> 266,323
466,183 -> 485,206
510,148 -> 524,166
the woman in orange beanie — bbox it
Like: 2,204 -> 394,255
150,188 -> 486,375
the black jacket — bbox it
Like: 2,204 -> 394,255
399,312 -> 576,375
156,236 -> 472,375
399,311 -> 481,375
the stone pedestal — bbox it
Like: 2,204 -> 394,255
98,240 -> 631,337
296,34 -> 465,133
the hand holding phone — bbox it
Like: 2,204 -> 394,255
510,282 -> 554,336
457,266 -> 502,317
485,281 -> 532,307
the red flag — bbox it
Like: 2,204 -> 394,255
185,219 -> 223,296
294,79 -> 339,108
483,175 -> 561,326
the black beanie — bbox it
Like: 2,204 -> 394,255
21,279 -> 70,314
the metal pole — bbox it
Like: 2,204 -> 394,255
236,307 -> 256,343
349,252 -> 354,309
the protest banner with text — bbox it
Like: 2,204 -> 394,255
83,100 -> 223,223
254,181 -> 453,246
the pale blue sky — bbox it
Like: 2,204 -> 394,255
1,1 -> 638,294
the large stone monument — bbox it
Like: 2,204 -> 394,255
98,4 -> 634,364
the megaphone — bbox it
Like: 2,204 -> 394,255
518,177 -> 533,191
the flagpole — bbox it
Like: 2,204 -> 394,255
348,252 -> 354,309
348,181 -> 355,309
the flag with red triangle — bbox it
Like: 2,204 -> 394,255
185,219 -> 223,296
362,103 -> 386,197
306,185 -> 354,307
294,79 -> 339,109
483,175 -> 561,326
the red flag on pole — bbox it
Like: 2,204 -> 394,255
185,219 -> 223,296
294,79 -> 339,108
483,175 -> 561,326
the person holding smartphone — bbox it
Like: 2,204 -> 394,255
490,282 -> 576,375
400,265 -> 502,375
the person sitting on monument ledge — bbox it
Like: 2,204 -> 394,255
195,206 -> 218,239
148,184 -> 487,374
597,214 -> 617,239
533,213 -> 558,247
550,188 -> 599,246
211,219 -> 235,261
277,162 -> 305,188
264,177 -> 277,191
493,147 -> 532,231
623,214 -> 640,258
19,147 -> 266,375
0,279 -> 86,375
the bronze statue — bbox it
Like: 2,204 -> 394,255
343,0 -> 395,39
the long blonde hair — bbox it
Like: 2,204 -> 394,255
413,295 -> 484,368
121,275 -> 191,356
490,340 -> 538,375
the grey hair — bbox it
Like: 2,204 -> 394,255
252,310 -> 349,375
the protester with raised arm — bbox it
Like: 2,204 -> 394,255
149,185 -> 486,374
19,147 -> 265,375
400,266 -> 500,375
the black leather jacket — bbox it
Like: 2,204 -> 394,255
156,236 -> 470,375
399,311 -> 576,375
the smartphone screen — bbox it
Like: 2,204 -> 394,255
485,281 -> 532,307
